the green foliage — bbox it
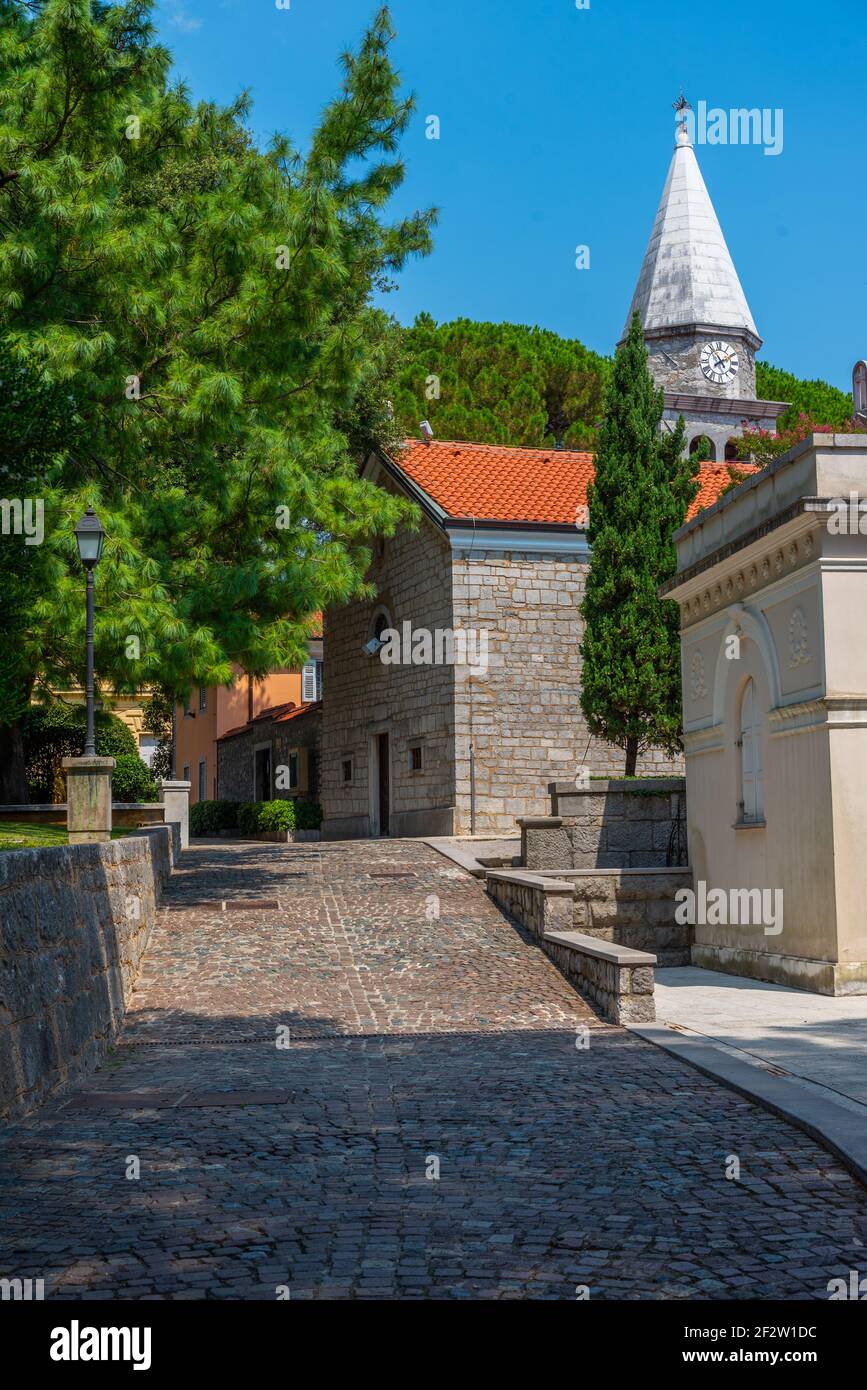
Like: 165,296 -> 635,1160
142,687 -> 174,781
294,798 -> 322,830
756,363 -> 853,431
730,411 -> 847,469
389,318 -> 853,457
235,798 -> 321,835
21,700 -> 139,800
580,313 -> 698,774
111,753 -> 158,803
0,1 -> 432,795
190,798 -> 239,835
393,315 -> 610,448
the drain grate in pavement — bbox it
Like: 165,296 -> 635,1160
163,899 -> 281,912
367,872 -> 417,879
63,1088 -> 292,1110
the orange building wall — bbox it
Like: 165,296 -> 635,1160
176,669 -> 307,804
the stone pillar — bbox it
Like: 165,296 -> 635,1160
160,779 -> 191,850
62,756 -> 116,844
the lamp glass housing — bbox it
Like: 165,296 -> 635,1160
74,509 -> 106,567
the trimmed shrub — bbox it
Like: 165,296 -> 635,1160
190,800 -> 239,836
295,799 -> 323,830
235,799 -> 322,835
111,754 -> 159,803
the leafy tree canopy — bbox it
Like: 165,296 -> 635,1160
755,362 -> 853,431
390,316 -> 852,455
393,314 -> 611,449
0,0 -> 433,798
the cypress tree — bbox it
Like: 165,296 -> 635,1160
580,312 -> 698,776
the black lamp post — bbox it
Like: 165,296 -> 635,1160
73,507 -> 106,758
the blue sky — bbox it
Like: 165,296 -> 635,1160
156,0 -> 866,391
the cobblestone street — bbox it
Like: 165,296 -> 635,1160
1,839 -> 865,1300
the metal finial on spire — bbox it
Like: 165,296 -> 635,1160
672,92 -> 692,143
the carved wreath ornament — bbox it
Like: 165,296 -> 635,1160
788,607 -> 810,669
690,650 -> 707,701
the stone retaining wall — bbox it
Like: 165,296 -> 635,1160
521,779 -> 687,870
543,931 -> 656,1025
0,826 -> 176,1119
562,868 -> 693,965
487,865 -> 692,966
485,867 -> 574,939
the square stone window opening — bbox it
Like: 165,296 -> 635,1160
409,744 -> 423,773
342,756 -> 354,785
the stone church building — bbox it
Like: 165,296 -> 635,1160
320,117 -> 786,839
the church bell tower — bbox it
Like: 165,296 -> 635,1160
622,98 -> 787,460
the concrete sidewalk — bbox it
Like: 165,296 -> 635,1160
630,966 -> 867,1188
656,967 -> 867,1107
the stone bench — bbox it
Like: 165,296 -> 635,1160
542,930 -> 656,1025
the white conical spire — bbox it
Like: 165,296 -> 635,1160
623,118 -> 759,346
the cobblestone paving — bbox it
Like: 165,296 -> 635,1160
1,839 -> 865,1300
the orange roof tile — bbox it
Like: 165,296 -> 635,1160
395,439 -> 595,525
392,439 -> 756,527
685,462 -> 759,520
217,700 -> 321,742
273,699 -> 321,723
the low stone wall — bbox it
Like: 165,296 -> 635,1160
485,870 -> 658,1023
521,779 -> 687,870
560,868 -> 693,965
485,867 -> 574,939
543,930 -> 656,1024
0,826 -> 176,1119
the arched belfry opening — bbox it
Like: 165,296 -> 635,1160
689,434 -> 716,462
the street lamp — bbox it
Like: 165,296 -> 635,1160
73,507 -> 106,757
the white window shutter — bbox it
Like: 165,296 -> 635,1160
740,681 -> 759,822
302,663 -> 316,702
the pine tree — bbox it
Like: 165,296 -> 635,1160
393,316 -> 610,448
579,312 -> 698,776
0,2 -> 434,799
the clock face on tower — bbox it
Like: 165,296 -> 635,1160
700,340 -> 739,385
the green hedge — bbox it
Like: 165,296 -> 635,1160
22,701 -> 143,802
190,798 -> 322,837
190,800 -> 239,836
111,754 -> 159,803
237,799 -> 322,835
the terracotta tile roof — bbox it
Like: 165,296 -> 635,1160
218,700 -> 322,742
686,462 -> 759,520
394,439 -> 595,525
273,699 -> 321,723
392,439 -> 756,527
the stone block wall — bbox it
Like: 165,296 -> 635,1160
321,501 -> 457,838
542,933 -> 656,1025
217,707 -> 321,803
485,869 -> 574,940
451,551 -> 684,834
0,827 -> 174,1118
564,868 -> 693,965
522,779 -> 687,869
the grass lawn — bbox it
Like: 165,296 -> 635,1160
0,821 -> 138,852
